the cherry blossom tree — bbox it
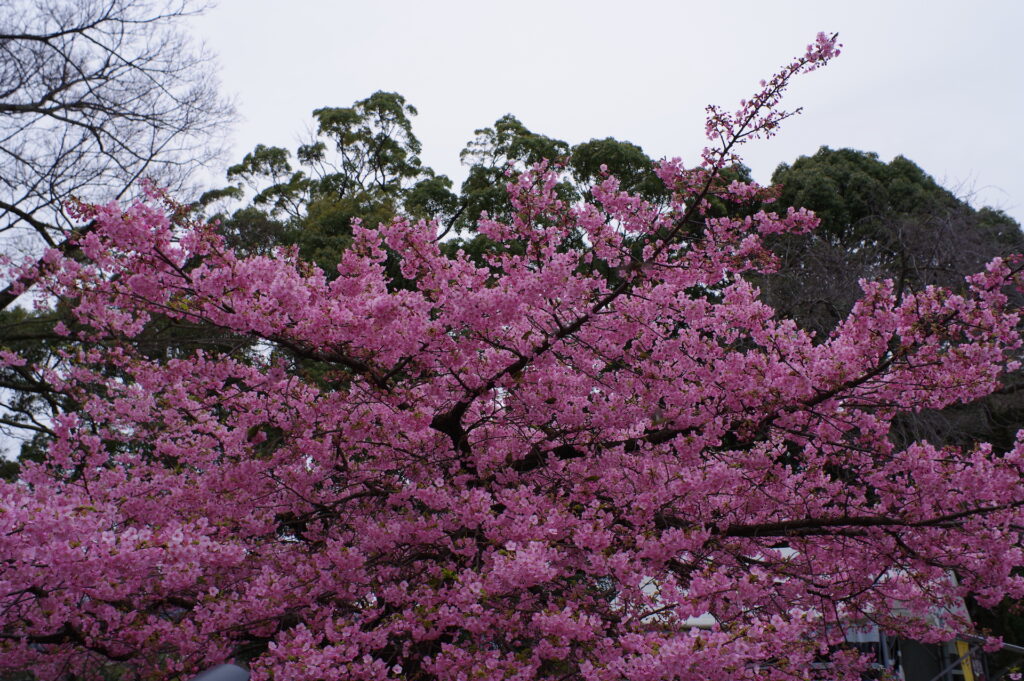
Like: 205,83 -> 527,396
3,34 -> 1024,681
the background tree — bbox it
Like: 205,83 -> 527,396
454,114 -> 572,230
206,95 -> 674,300
569,137 -> 667,202
0,0 -> 235,257
456,116 -> 666,227
210,92 -> 457,270
759,147 -> 1023,336
433,115 -> 665,265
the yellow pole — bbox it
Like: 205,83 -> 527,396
954,640 -> 975,681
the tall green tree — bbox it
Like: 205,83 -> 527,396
759,147 -> 1023,337
447,114 -> 667,265
209,92 -> 458,271
455,115 -> 667,230
569,137 -> 667,202
456,114 -> 572,229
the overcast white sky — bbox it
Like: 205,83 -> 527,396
193,0 -> 1023,223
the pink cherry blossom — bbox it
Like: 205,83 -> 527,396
3,33 -> 1022,681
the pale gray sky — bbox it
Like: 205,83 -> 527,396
194,0 -> 1023,222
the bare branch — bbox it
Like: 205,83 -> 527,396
0,0 -> 235,299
